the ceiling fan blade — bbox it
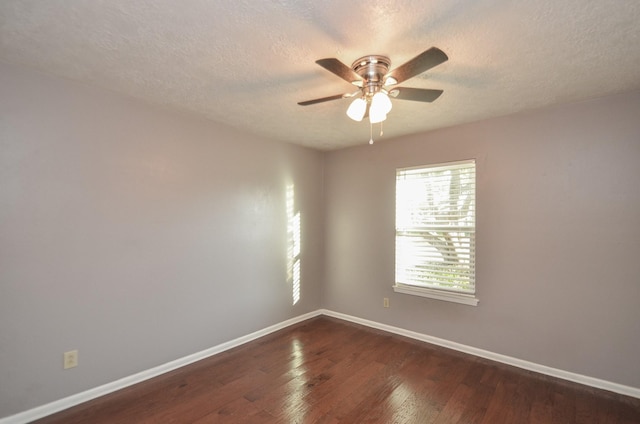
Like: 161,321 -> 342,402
389,87 -> 444,102
298,93 -> 347,106
385,47 -> 448,85
316,58 -> 364,85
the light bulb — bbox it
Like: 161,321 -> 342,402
346,97 -> 367,121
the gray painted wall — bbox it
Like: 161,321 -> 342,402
0,62 -> 324,418
323,89 -> 640,389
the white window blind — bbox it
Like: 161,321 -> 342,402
395,160 -> 476,298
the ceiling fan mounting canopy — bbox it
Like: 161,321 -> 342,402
351,55 -> 392,94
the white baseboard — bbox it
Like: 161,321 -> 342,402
3,308 -> 638,423
0,310 -> 322,424
320,309 -> 640,400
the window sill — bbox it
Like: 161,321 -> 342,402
393,284 -> 479,306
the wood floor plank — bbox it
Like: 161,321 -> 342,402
33,316 -> 640,424
190,397 -> 265,423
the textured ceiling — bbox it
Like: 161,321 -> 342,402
1,1 -> 639,150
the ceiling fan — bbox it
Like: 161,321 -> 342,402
298,47 -> 448,138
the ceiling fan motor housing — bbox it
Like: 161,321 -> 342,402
351,55 -> 390,96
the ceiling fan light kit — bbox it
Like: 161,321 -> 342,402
299,47 -> 448,143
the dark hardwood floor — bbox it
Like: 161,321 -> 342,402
34,316 -> 640,423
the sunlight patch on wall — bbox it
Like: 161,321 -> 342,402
286,184 -> 301,305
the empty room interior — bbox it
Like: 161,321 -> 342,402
1,1 -> 640,423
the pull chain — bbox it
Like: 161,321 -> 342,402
369,121 -> 374,145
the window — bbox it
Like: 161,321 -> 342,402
394,160 -> 478,306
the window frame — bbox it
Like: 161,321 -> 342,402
393,159 -> 479,306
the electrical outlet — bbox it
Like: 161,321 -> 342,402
64,350 -> 78,369
383,297 -> 390,308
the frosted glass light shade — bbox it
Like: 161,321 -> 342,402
346,97 -> 367,121
371,92 -> 392,115
369,92 -> 392,123
369,111 -> 387,124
